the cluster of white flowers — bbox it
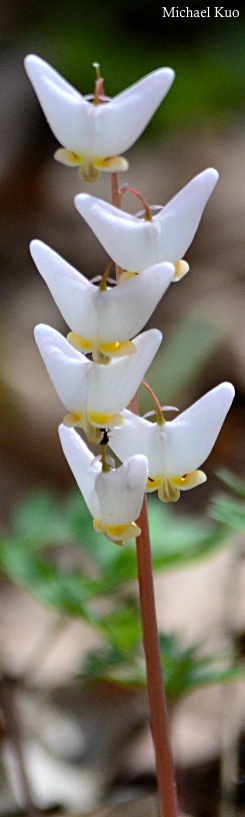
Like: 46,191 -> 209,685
25,54 -> 234,544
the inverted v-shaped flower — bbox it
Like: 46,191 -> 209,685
109,383 -> 235,502
59,424 -> 148,543
30,240 -> 174,361
75,168 -> 218,277
34,324 -> 162,441
24,54 -> 175,181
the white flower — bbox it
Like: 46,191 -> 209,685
75,168 -> 218,278
34,324 -> 162,441
30,240 -> 174,362
59,425 -> 148,543
24,54 -> 175,181
109,383 -> 235,502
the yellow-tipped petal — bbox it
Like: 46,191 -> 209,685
87,410 -> 125,428
173,259 -> 190,281
99,340 -> 136,358
119,271 -> 137,282
146,475 -> 163,493
93,519 -> 141,544
63,412 -> 82,427
171,470 -> 207,490
95,156 -> 129,173
67,332 -> 93,353
54,148 -> 82,166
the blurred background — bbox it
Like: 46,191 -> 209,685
0,1 -> 244,815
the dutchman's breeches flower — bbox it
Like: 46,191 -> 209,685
24,55 -> 175,182
109,383 -> 235,502
75,168 -> 218,279
30,240 -> 174,362
59,425 -> 148,544
34,324 -> 162,441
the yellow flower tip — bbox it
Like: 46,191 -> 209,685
146,475 -> 163,493
87,410 -> 124,429
93,519 -> 141,544
55,148 -> 103,181
95,156 -> 129,173
173,259 -> 190,282
54,148 -> 81,167
63,412 -> 82,427
67,332 -> 93,353
170,470 -> 207,490
99,340 -> 136,358
119,271 -> 137,282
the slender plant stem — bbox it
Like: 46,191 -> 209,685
111,172 -> 121,210
111,171 -> 178,816
136,496 -> 179,817
111,173 -> 123,280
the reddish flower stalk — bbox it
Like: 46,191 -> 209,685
111,172 -> 179,817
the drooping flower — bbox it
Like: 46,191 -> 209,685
30,240 -> 174,362
24,54 -> 175,182
59,424 -> 148,543
34,324 -> 162,441
75,168 -> 218,279
109,383 -> 235,502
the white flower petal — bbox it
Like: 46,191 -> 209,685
75,169 -> 218,271
86,329 -> 162,421
75,194 -> 152,270
110,383 -> 235,478
34,324 -> 90,413
30,241 -> 98,339
25,55 -> 174,158
157,168 -> 219,262
109,409 -> 162,469
96,263 -> 174,342
58,424 -> 100,518
96,455 -> 148,526
34,325 -> 161,426
25,54 -> 80,97
25,55 -> 91,155
92,68 -> 175,156
31,241 -> 173,344
164,382 -> 235,476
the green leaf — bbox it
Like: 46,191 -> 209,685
80,643 -> 146,688
210,494 -> 245,533
216,468 -> 245,499
0,535 -> 101,617
149,500 -> 228,567
80,629 -> 245,702
12,491 -> 72,546
97,597 -> 142,652
159,633 -> 245,704
100,503 -> 228,591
